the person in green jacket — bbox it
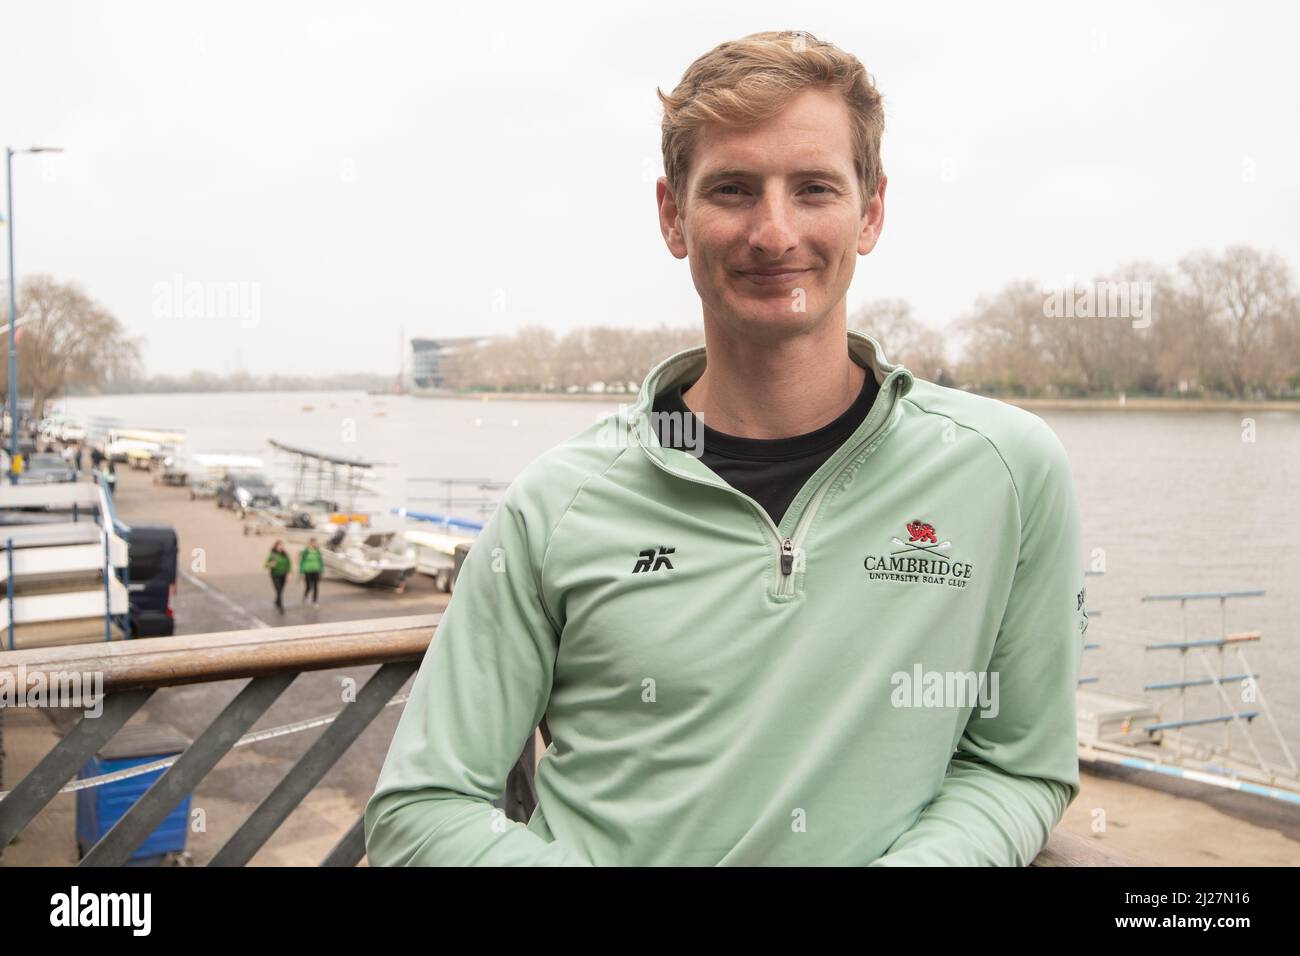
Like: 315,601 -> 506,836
365,32 -> 1086,867
264,540 -> 290,613
300,537 -> 323,608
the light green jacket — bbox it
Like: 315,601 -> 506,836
365,329 -> 1088,866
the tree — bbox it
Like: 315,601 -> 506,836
848,298 -> 950,383
1038,262 -> 1167,397
954,280 -> 1055,395
1170,246 -> 1298,398
0,275 -> 141,420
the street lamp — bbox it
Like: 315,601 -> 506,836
4,145 -> 63,482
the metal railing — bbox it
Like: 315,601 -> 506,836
0,613 -> 1122,866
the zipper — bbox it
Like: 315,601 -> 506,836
764,401 -> 897,596
634,372 -> 905,599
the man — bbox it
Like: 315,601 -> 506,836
365,30 -> 1087,866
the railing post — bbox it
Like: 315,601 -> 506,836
102,529 -> 111,642
121,526 -> 131,640
5,537 -> 13,651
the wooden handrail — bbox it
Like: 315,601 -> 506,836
0,613 -> 439,691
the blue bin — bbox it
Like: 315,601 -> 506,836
76,722 -> 193,865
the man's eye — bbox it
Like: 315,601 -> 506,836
712,183 -> 833,197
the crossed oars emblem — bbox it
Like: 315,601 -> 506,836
891,537 -> 952,556
890,520 -> 954,557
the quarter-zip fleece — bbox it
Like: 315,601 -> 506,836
365,329 -> 1088,866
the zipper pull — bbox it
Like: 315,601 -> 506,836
781,538 -> 794,575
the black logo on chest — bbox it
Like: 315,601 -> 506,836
633,547 -> 675,572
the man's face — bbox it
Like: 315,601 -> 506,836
657,87 -> 885,343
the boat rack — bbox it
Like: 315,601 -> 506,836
0,479 -> 131,649
405,477 -> 507,523
1078,585 -> 1300,805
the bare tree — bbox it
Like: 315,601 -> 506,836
0,274 -> 141,420
438,322 -> 702,393
1172,245 -> 1297,397
954,280 -> 1055,395
1038,262 -> 1167,397
849,298 -> 949,383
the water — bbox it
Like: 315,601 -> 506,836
63,391 -> 1300,766
1047,409 -> 1300,770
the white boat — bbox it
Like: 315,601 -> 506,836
153,446 -> 189,486
106,437 -> 161,468
403,527 -> 476,591
39,412 -> 86,444
188,453 -> 266,499
321,529 -> 416,590
106,428 -> 186,470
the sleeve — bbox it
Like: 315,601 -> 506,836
363,481 -> 592,866
869,421 -> 1087,866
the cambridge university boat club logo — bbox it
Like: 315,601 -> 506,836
863,519 -> 976,589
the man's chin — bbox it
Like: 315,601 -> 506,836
714,300 -> 823,340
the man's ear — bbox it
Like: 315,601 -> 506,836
858,173 -> 887,256
657,176 -> 689,260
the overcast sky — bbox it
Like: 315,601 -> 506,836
3,0 -> 1298,377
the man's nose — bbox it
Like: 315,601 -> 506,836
748,190 -> 798,257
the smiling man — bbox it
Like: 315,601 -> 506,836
365,30 -> 1087,866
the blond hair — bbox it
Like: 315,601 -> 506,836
657,30 -> 885,217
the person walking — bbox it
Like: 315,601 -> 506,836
300,537 -> 323,608
265,540 -> 291,613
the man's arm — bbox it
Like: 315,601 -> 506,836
364,479 -> 590,866
870,418 -> 1087,867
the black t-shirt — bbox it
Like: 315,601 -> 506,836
652,363 -> 880,526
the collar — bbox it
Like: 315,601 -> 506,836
627,328 -> 915,487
